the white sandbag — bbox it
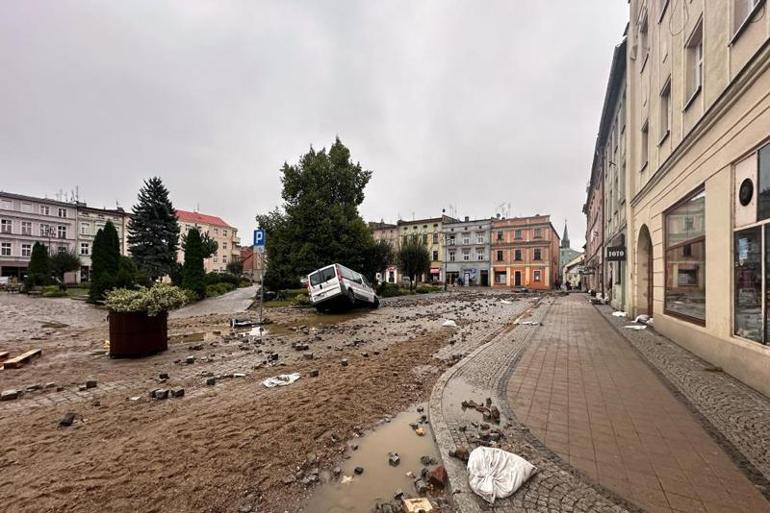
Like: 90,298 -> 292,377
612,311 -> 627,318
442,319 -> 458,327
261,373 -> 301,388
467,447 -> 536,504
500,300 -> 513,305
623,324 -> 647,330
634,314 -> 650,324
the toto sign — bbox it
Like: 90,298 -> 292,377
606,246 -> 626,261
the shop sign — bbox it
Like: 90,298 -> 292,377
606,246 -> 626,261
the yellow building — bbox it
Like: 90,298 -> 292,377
396,215 -> 458,283
176,210 -> 240,273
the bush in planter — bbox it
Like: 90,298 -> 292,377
105,283 -> 188,316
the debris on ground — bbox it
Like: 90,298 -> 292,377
634,314 -> 652,324
261,373 -> 301,388
623,324 -> 647,330
58,412 -> 76,427
388,451 -> 400,466
441,320 -> 457,328
230,319 -> 253,328
467,446 -> 537,504
1,389 -> 19,401
2,348 -> 43,369
611,311 -> 627,317
517,320 -> 541,326
403,497 -> 434,512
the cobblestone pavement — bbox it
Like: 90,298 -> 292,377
0,292 -> 106,343
430,294 -> 770,513
170,285 -> 258,318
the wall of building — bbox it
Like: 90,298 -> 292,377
443,218 -> 491,286
490,215 -> 560,289
76,207 -> 130,282
397,217 -> 453,282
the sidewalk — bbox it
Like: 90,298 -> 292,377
430,294 -> 770,513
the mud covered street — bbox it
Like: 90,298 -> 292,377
0,290 -> 538,513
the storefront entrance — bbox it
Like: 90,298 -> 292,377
514,271 -> 522,287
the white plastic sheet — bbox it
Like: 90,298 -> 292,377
467,447 -> 536,504
623,325 -> 647,330
612,311 -> 627,318
261,373 -> 301,388
634,314 -> 651,324
442,319 -> 458,327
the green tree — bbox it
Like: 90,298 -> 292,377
89,221 -> 121,302
257,138 -> 376,289
115,256 -> 141,289
50,250 -> 81,285
181,230 -> 218,259
26,242 -> 51,288
128,177 -> 180,280
364,239 -> 393,283
397,235 -> 431,290
181,228 -> 206,299
226,258 -> 243,276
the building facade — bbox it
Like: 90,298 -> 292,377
369,221 -> 400,283
563,253 -> 585,290
558,222 -> 582,284
606,0 -> 770,396
76,205 -> 130,282
443,217 -> 491,287
396,215 -> 458,283
0,192 -> 78,280
490,215 -> 560,289
176,210 -> 240,273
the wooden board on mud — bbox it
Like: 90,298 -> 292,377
2,348 -> 42,369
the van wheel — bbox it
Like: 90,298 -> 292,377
371,297 -> 380,309
348,290 -> 356,307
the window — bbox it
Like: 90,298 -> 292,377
57,246 -> 66,254
641,120 -> 649,169
80,242 -> 90,256
639,10 -> 650,66
658,0 -> 670,21
476,233 -> 484,244
659,78 -> 671,142
496,231 -> 503,241
734,0 -> 762,35
463,236 -> 470,245
21,243 -> 31,257
514,229 -> 523,240
496,250 -> 504,261
448,235 -> 455,245
758,143 -> 770,220
449,251 -> 456,262
0,219 -> 11,234
685,21 -> 703,105
20,221 -> 32,235
0,242 -> 10,256
223,241 -> 228,249
57,225 -> 67,239
665,189 -> 705,323
213,256 -> 218,263
734,227 -> 761,342
58,208 -> 67,218
432,233 -> 438,244
462,249 -> 470,261
494,271 -> 507,284
533,228 -> 542,239
533,270 -> 541,282
40,223 -> 51,237
514,249 -> 522,261
223,230 -> 228,236
0,199 -> 12,210
477,250 -> 484,261
422,234 -> 428,245
40,205 -> 50,216
214,228 -> 219,235
534,248 -> 542,261
80,223 -> 90,235
432,251 -> 438,261
223,255 -> 227,263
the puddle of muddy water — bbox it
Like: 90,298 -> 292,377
304,404 -> 439,513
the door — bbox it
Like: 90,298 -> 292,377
480,270 -> 489,286
514,271 -> 522,287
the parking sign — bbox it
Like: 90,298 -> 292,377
253,228 -> 266,251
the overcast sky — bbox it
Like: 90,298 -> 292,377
1,1 -> 628,249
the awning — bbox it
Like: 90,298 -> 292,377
430,268 -> 441,274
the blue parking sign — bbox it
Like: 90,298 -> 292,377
253,228 -> 266,248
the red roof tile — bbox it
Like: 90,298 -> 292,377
176,209 -> 233,229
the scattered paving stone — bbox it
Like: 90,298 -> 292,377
206,377 -> 216,386
303,352 -> 314,360
388,451 -> 400,466
354,466 -> 364,475
420,455 -> 436,466
332,467 -> 342,477
413,478 -> 429,494
59,412 -> 76,427
428,465 -> 447,488
1,389 -> 19,401
186,356 -> 196,364
309,369 -> 319,377
78,384 -> 88,391
171,388 -> 185,398
414,427 -> 425,436
159,373 -> 169,380
85,380 -> 97,389
153,389 -> 169,400
341,358 -> 349,367
128,396 -> 141,401
233,373 -> 246,378
394,489 -> 405,500
56,386 -> 64,392
190,344 -> 203,351
44,382 -> 56,389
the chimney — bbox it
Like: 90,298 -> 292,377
496,213 -> 501,219
464,216 -> 469,222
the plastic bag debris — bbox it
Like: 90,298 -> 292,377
467,447 -> 536,504
623,325 -> 647,330
612,311 -> 627,318
517,320 -> 541,326
441,320 -> 458,328
231,319 -> 253,328
261,373 -> 301,388
634,314 -> 651,324
500,300 -> 513,305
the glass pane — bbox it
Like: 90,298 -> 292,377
758,143 -> 770,220
665,191 -> 706,321
735,227 -> 762,342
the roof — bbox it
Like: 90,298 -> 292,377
0,191 -> 81,209
397,215 -> 460,226
368,221 -> 397,230
176,209 -> 233,229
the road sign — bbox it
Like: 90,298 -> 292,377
253,228 -> 266,248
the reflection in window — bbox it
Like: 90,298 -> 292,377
759,144 -> 770,221
734,227 -> 762,342
665,190 -> 705,322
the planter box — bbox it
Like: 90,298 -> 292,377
108,310 -> 168,358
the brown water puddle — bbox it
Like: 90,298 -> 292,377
303,404 -> 439,513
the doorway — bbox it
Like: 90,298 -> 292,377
514,271 -> 522,287
480,270 -> 489,286
636,225 -> 653,316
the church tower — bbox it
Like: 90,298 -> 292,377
561,221 -> 570,249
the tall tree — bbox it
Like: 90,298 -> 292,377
50,250 -> 81,285
26,242 -> 51,287
397,235 -> 431,290
181,230 -> 218,259
89,222 -> 121,302
257,138 -> 376,289
182,228 -> 206,299
128,177 -> 180,280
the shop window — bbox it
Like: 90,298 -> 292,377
734,227 -> 762,342
533,270 -> 541,282
665,189 -> 705,323
494,271 -> 507,284
758,143 -> 770,220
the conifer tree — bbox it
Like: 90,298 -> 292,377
182,228 -> 205,299
89,221 -> 121,302
128,177 -> 180,281
26,241 -> 51,287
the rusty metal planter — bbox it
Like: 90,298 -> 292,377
108,310 -> 168,358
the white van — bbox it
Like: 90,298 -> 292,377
307,263 -> 379,311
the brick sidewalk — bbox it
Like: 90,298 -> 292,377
430,294 -> 770,513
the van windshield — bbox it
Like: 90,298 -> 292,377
310,267 -> 336,286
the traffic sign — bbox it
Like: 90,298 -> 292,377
253,228 -> 266,248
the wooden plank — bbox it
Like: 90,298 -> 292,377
2,348 -> 42,369
0,351 -> 9,362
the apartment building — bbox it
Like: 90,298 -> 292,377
0,192 -> 78,279
490,215 -> 560,289
76,205 -> 130,282
369,221 -> 400,284
176,210 -> 240,273
443,216 -> 491,287
396,214 -> 458,283
620,0 -> 770,396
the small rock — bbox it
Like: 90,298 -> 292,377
303,352 -> 314,360
341,359 -> 349,367
332,467 -> 342,476
413,478 -> 429,494
428,465 -> 447,488
388,452 -> 400,466
420,455 -> 436,466
393,489 -> 404,500
206,377 -> 216,386
1,389 -> 19,401
85,380 -> 97,389
78,384 -> 88,391
128,396 -> 141,401
234,373 -> 246,378
171,388 -> 185,398
354,466 -> 364,475
153,389 -> 169,400
186,356 -> 196,364
310,369 -> 319,378
59,412 -> 76,427
159,372 -> 169,380
414,427 -> 425,436
449,446 -> 470,462
56,386 -> 64,392
26,383 -> 41,392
